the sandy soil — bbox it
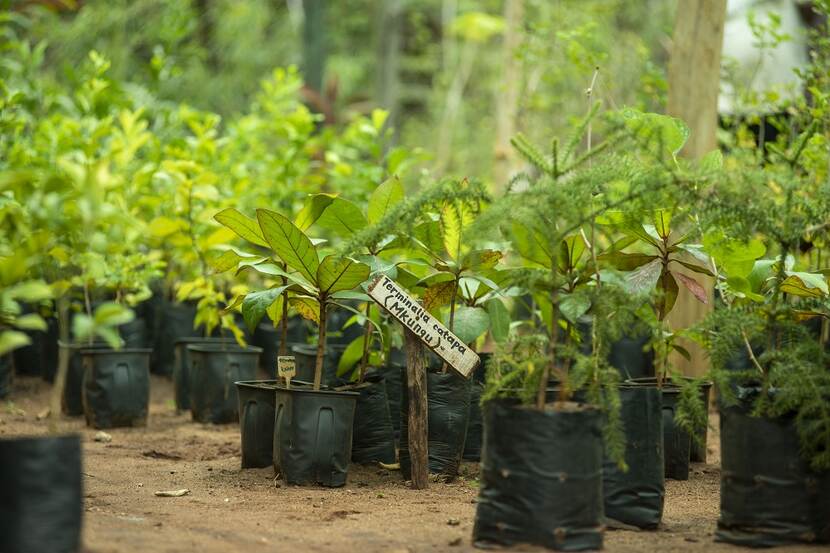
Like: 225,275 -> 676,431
0,374 -> 821,553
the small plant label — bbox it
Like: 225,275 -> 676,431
368,275 -> 479,379
277,356 -> 296,387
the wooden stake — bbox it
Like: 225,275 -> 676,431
404,328 -> 429,490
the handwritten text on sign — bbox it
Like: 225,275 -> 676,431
368,276 -> 478,379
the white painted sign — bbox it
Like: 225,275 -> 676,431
277,356 -> 296,387
368,275 -> 479,379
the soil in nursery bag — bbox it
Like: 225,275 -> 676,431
399,366 -> 471,480
173,337 -> 236,411
152,301 -> 196,375
463,352 -> 492,462
0,354 -> 10,399
252,317 -> 308,373
236,380 -> 278,469
350,371 -> 396,465
473,400 -> 605,551
292,343 -> 348,387
273,385 -> 358,487
82,348 -> 151,428
0,434 -> 82,553
717,390 -> 830,547
188,344 -> 261,424
603,383 -> 664,529
60,341 -> 111,416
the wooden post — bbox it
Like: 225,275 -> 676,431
404,328 -> 429,490
666,0 -> 727,377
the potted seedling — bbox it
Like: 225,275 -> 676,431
597,208 -> 712,483
70,249 -> 167,429
696,119 -> 830,546
216,206 -> 370,485
391,198 -> 507,477
471,104 -> 709,549
472,110 -> 631,550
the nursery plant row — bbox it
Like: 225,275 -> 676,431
1,44 -> 829,552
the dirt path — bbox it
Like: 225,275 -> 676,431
0,375 -> 819,553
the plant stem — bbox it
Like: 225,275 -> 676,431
279,268 -> 288,357
537,289 -> 558,410
441,276 -> 460,374
83,280 -> 93,346
358,301 -> 372,383
313,298 -> 327,391
48,297 -> 70,434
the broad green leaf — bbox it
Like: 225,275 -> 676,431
241,286 -> 290,332
289,296 -> 321,324
413,220 -> 444,254
0,330 -> 31,356
559,293 -> 591,324
449,306 -> 490,344
96,326 -> 123,349
266,295 -> 285,328
598,252 -> 659,271
214,208 -> 268,247
653,209 -> 672,239
672,343 -> 692,362
558,234 -> 585,272
316,197 -> 368,236
510,221 -> 551,266
485,299 -> 510,343
148,216 -> 183,238
368,177 -> 404,225
14,314 -> 47,331
93,303 -> 135,327
781,273 -> 828,298
337,336 -> 366,377
8,280 -> 52,302
423,280 -> 456,311
295,194 -> 335,231
725,276 -> 766,302
702,232 -> 766,278
672,259 -> 714,277
625,258 -> 663,296
72,313 -> 94,342
461,249 -> 502,272
656,270 -> 679,320
330,290 -> 371,302
674,272 -> 708,304
257,209 -> 319,283
207,249 -> 264,274
441,201 -> 474,261
317,255 -> 370,295
746,259 -> 776,292
701,149 -> 723,171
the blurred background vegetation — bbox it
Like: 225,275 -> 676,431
3,0 -> 676,187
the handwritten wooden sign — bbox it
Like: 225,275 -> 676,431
277,356 -> 296,388
368,275 -> 478,379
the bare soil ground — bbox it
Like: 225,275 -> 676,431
0,374 -> 821,553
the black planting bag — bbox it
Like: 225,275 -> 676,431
273,385 -> 358,487
236,380 -> 278,469
351,371 -> 396,465
188,344 -> 261,424
473,399 -> 605,551
602,383 -> 664,529
400,367 -> 471,480
0,434 -> 83,553
81,348 -> 151,429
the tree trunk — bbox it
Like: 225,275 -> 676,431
376,0 -> 402,138
404,328 -> 429,490
302,0 -> 326,95
666,0 -> 727,377
493,0 -> 524,189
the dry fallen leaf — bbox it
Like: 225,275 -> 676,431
154,489 -> 190,497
